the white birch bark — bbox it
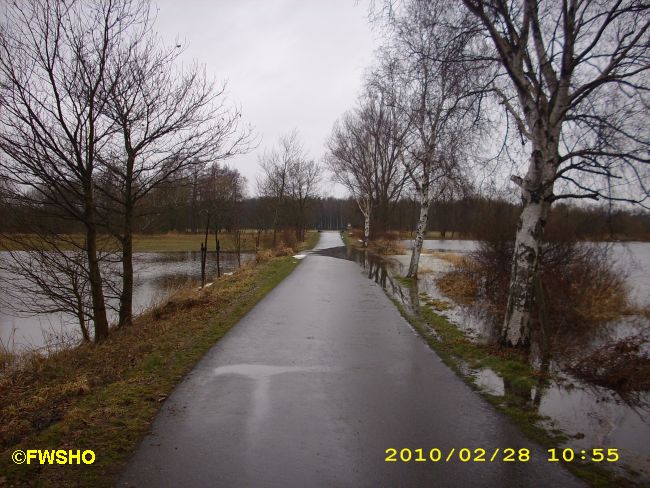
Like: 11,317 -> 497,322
356,197 -> 372,248
502,137 -> 556,346
363,206 -> 371,248
407,195 -> 429,278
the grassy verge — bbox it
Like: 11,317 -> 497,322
389,296 -> 637,487
0,254 -> 303,487
299,230 -> 319,251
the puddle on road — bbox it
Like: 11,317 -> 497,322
213,363 -> 327,378
212,363 -> 332,446
315,245 -> 650,483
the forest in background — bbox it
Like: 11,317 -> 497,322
2,174 -> 649,242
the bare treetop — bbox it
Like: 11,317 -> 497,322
464,0 -> 650,205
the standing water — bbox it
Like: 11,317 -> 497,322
0,251 -> 253,351
325,239 -> 650,484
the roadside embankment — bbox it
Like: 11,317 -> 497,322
0,238 -> 314,487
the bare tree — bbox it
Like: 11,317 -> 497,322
288,154 -> 321,242
462,0 -> 650,346
376,0 -> 485,277
99,25 -> 252,326
257,132 -> 307,247
327,111 -> 377,246
327,87 -> 409,246
0,0 -> 147,341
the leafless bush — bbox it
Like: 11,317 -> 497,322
273,243 -> 295,257
371,239 -> 406,255
255,249 -> 274,263
568,333 -> 650,397
436,258 -> 480,306
437,235 -> 630,340
279,229 -> 298,250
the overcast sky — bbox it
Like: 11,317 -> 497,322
153,0 -> 381,197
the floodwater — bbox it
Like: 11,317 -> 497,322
0,251 -> 253,351
319,241 -> 650,484
403,239 -> 650,307
402,238 -> 479,253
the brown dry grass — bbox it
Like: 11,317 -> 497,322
369,238 -> 406,255
344,229 -> 407,255
422,251 -> 466,266
436,269 -> 479,306
273,242 -> 295,257
435,254 -> 481,305
348,229 -> 407,256
255,248 -> 275,263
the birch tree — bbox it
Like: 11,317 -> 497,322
462,0 -> 650,346
377,0 -> 484,277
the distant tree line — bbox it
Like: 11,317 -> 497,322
3,182 -> 648,242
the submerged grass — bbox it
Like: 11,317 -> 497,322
0,254 -> 303,487
340,230 -> 406,255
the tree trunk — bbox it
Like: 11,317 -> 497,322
502,197 -> 550,346
118,217 -> 133,327
74,294 -> 90,342
84,196 -> 109,342
363,209 -> 371,248
502,143 -> 554,347
119,154 -> 135,327
407,197 -> 429,278
272,201 -> 280,248
215,224 -> 221,278
190,170 -> 199,233
364,217 -> 369,246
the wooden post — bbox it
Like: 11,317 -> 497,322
235,227 -> 241,268
200,242 -> 206,287
201,210 -> 210,287
215,223 -> 221,278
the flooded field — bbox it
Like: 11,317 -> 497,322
0,251 -> 254,351
320,241 -> 650,484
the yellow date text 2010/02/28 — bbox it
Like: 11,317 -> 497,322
384,448 -> 620,463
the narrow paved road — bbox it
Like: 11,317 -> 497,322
120,232 -> 582,487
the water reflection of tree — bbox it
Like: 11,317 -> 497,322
357,250 -> 422,316
0,237 -> 120,344
502,355 -> 550,412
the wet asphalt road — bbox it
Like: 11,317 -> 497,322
119,232 -> 583,488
